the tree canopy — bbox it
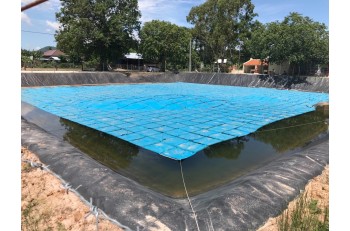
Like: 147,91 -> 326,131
55,0 -> 141,70
139,20 -> 197,71
246,12 -> 329,75
21,49 -> 43,65
187,0 -> 257,66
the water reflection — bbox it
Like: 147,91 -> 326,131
253,111 -> 328,153
204,138 -> 247,159
60,119 -> 139,169
52,110 -> 328,198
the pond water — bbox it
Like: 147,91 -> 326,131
22,104 -> 328,198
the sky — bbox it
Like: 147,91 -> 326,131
21,0 -> 329,50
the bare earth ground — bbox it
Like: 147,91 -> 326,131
21,147 -> 122,231
21,147 -> 329,231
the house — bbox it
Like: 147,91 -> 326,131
119,52 -> 144,70
243,58 -> 268,74
41,49 -> 66,61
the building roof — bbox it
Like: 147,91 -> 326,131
49,57 -> 61,61
243,58 -> 268,66
43,49 -> 65,57
124,53 -> 142,59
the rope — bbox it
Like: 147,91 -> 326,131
179,160 -> 200,231
254,120 -> 327,133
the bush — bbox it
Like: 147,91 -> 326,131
83,59 -> 99,69
57,63 -> 80,69
278,192 -> 329,231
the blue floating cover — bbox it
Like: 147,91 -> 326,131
22,82 -> 329,160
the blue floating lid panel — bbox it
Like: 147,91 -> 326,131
22,82 -> 329,160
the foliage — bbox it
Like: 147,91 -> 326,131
21,49 -> 43,67
58,55 -> 68,63
139,20 -> 197,71
38,46 -> 56,53
55,0 -> 141,70
83,58 -> 100,70
187,0 -> 257,66
278,193 -> 329,231
246,12 -> 329,75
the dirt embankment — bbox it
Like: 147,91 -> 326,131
21,147 -> 122,231
258,165 -> 329,231
21,146 -> 328,231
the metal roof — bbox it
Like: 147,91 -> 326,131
124,53 -> 143,59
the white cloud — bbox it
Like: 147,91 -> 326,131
138,0 -> 205,26
21,12 -> 31,25
21,0 -> 33,4
45,0 -> 62,11
46,20 -> 60,31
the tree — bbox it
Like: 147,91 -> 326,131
21,49 -> 43,68
247,12 -> 329,76
187,0 -> 257,66
280,13 -> 329,75
140,20 -> 197,71
55,0 -> 141,70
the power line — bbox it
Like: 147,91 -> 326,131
21,30 -> 55,35
21,0 -> 49,11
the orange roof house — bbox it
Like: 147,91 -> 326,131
243,58 -> 268,74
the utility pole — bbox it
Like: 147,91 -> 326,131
189,38 -> 192,72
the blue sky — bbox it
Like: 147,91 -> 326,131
21,0 -> 329,50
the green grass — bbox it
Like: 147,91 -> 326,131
22,199 -> 42,231
21,197 -> 68,231
278,192 -> 329,231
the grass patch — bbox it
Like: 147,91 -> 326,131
278,192 -> 329,231
22,162 -> 35,173
22,199 -> 44,231
56,222 -> 68,231
21,197 -> 61,231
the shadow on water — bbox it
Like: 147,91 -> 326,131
56,110 -> 328,198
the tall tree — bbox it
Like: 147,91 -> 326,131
55,0 -> 141,70
140,20 -> 196,71
247,12 -> 329,75
187,0 -> 257,66
280,13 -> 329,75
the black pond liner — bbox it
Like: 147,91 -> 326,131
22,101 -> 328,230
21,72 -> 329,230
